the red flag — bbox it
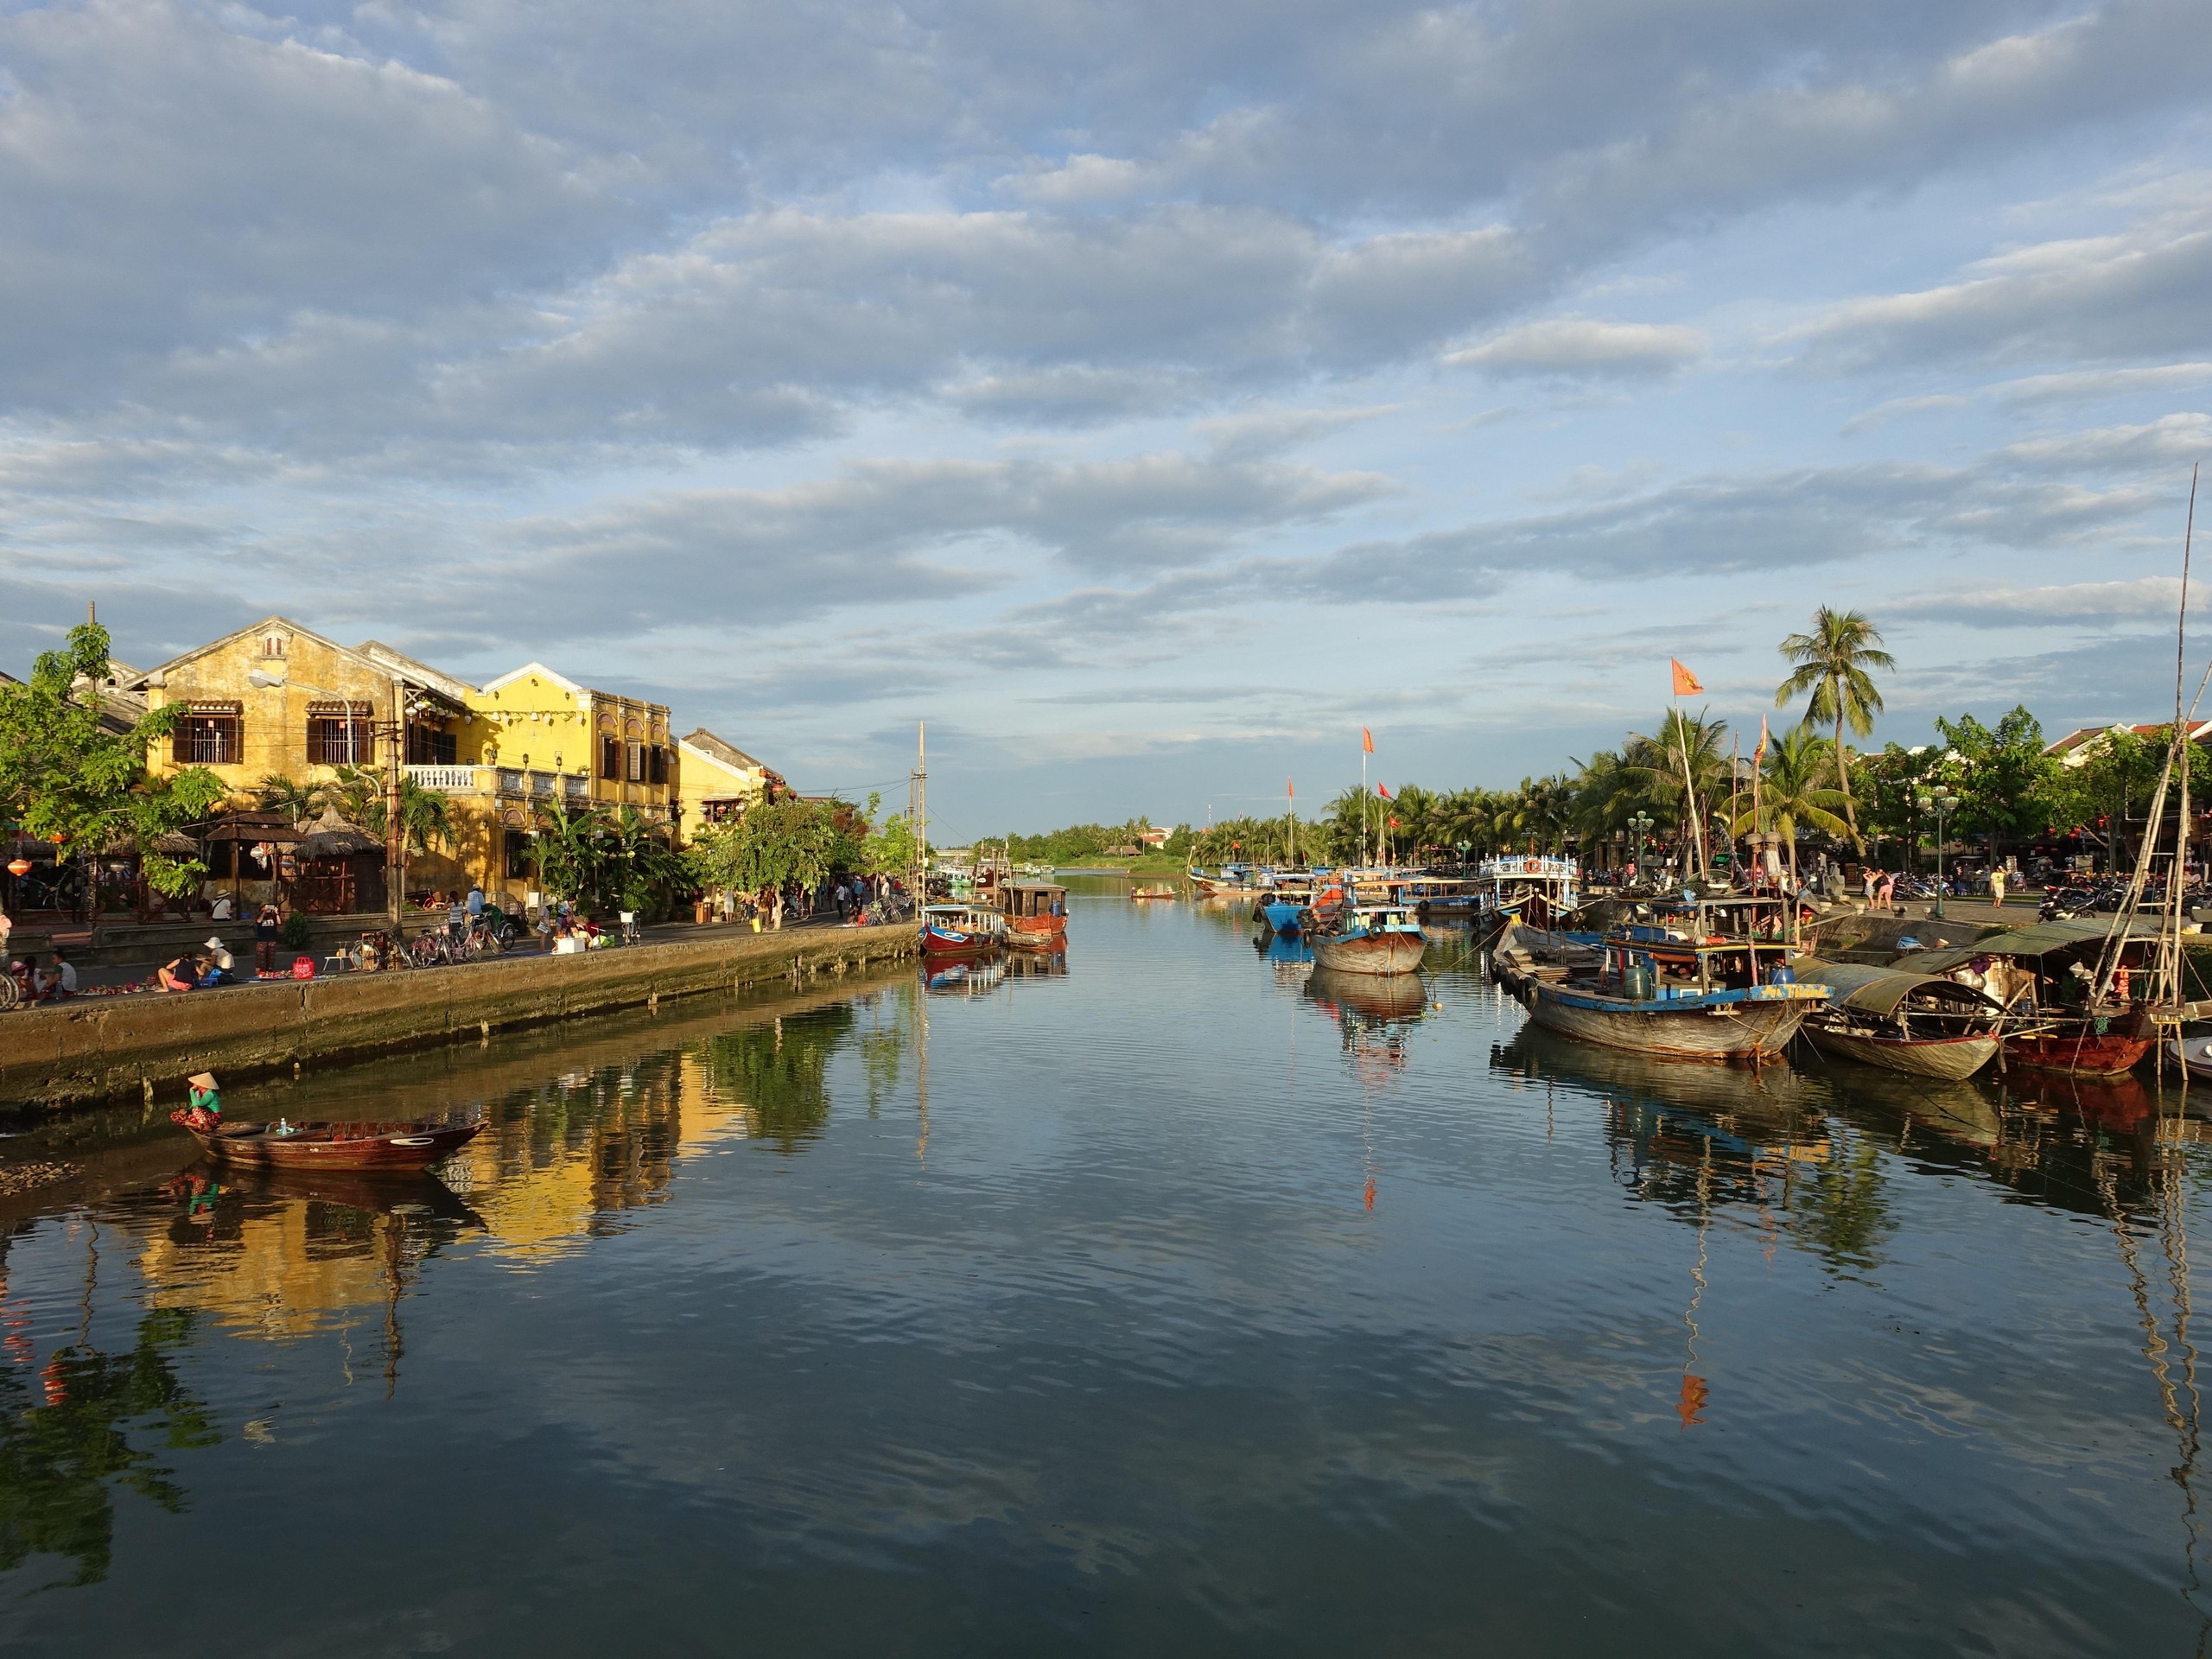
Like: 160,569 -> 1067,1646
1389,816 -> 1401,828
1361,727 -> 1374,754
1287,778 -> 1294,799
1670,658 -> 1704,696
1376,783 -> 1392,799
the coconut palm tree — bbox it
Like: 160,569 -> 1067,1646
1729,721 -> 1850,889
1775,607 -> 1894,849
1625,710 -> 1731,873
254,775 -> 324,827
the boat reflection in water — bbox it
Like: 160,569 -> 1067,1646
1001,947 -> 1068,979
1307,965 -> 1428,1084
923,954 -> 1007,996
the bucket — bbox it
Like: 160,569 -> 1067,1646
1624,963 -> 1656,1002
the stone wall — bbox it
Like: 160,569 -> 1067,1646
0,924 -> 918,1110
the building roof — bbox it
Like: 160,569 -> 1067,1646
356,640 -> 478,703
480,660 -> 587,698
679,728 -> 770,775
132,615 -> 467,709
2046,721 -> 2212,763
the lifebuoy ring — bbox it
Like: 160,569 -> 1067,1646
1524,858 -> 1540,873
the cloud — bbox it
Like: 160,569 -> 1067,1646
1792,182 -> 2212,372
1890,575 -> 2193,627
1444,317 -> 1706,378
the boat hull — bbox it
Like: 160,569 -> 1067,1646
2004,1027 -> 2152,1077
1309,930 -> 1426,976
189,1120 -> 482,1171
921,925 -> 992,957
1004,913 -> 1066,949
1262,900 -> 1306,933
1803,1022 -> 1999,1080
1522,982 -> 1810,1061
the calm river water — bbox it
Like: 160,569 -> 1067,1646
1,883 -> 2209,1654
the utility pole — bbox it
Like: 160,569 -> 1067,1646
907,721 -> 927,915
386,676 -> 405,929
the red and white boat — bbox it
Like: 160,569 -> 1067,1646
999,882 -> 1068,950
919,904 -> 1007,958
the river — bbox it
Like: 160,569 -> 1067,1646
0,880 -> 2206,1654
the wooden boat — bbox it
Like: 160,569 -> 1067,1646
1791,956 -> 2004,1081
998,881 -> 1068,949
1309,905 -> 1426,976
919,903 -> 1007,957
1130,885 -> 1178,900
2169,1034 -> 2212,1080
1497,911 -> 1827,1064
188,1117 -> 483,1171
1908,918 -> 2162,1077
1478,854 -> 1581,929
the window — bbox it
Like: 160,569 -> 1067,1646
405,724 -> 456,766
647,745 -> 667,785
505,829 -> 535,880
177,708 -> 241,765
308,704 -> 373,766
626,741 -> 645,782
601,735 -> 622,779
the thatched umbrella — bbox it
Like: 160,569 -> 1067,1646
152,831 -> 199,857
300,804 -> 382,860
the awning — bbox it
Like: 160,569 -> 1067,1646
1910,916 -> 2162,973
1790,956 -> 2001,1016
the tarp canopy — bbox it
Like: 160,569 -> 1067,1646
1910,916 -> 2161,974
1791,956 -> 2000,1016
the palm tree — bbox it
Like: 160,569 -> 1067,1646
1729,722 -> 1849,889
254,775 -> 323,827
1776,607 -> 1895,849
1625,711 -> 1730,873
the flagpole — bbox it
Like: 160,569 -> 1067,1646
1361,742 -> 1369,868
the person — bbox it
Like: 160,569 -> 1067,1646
537,907 -> 556,951
210,893 -> 233,920
156,953 -> 196,992
467,882 -> 485,924
168,1071 -> 224,1133
255,903 -> 282,975
195,953 -> 234,989
833,880 -> 849,922
447,893 -> 469,942
1878,870 -> 1897,913
1991,865 -> 2008,908
43,948 -> 77,999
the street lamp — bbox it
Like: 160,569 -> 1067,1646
1457,840 -> 1471,877
1916,784 -> 1955,918
1629,812 -> 1654,879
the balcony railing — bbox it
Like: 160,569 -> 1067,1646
404,765 -> 588,802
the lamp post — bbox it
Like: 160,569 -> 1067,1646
1630,812 -> 1654,880
1916,785 -> 1955,919
1457,840 -> 1471,878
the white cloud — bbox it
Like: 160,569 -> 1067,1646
1444,317 -> 1706,378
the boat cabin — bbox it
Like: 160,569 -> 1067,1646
1604,895 -> 1793,994
920,903 -> 1007,940
1000,882 -> 1066,921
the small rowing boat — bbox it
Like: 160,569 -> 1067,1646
1791,955 -> 2005,1081
186,1117 -> 483,1171
1131,885 -> 1178,901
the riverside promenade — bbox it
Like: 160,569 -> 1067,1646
0,919 -> 918,1112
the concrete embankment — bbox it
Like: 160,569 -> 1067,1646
0,924 -> 918,1111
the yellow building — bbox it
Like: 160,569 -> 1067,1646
135,626 -> 684,909
135,617 -> 478,907
675,727 -> 783,830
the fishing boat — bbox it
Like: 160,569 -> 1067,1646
1308,905 -> 1426,976
1496,899 -> 1828,1063
1908,918 -> 2161,1077
1130,885 -> 1178,901
998,881 -> 1068,949
1790,956 -> 2005,1081
185,1117 -> 484,1171
1255,874 -> 1316,934
1477,855 -> 1581,930
919,903 -> 1007,957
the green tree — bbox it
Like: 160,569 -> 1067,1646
1729,722 -> 1849,887
1775,607 -> 1895,849
253,775 -> 325,826
326,765 -> 454,857
1933,707 -> 2060,851
1625,710 -> 1731,871
0,621 -> 224,900
2033,725 -> 2170,874
683,797 -> 846,899
1852,742 -> 1950,869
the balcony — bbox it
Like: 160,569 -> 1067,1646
404,765 -> 589,802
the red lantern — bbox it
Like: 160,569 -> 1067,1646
5,858 -> 29,878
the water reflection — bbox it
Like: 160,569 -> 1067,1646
0,1225 -> 219,1590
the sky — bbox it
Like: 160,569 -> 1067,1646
2,0 -> 2209,839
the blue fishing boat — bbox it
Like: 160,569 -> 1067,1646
1308,905 -> 1426,976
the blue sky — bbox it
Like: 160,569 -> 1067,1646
2,0 -> 2208,837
